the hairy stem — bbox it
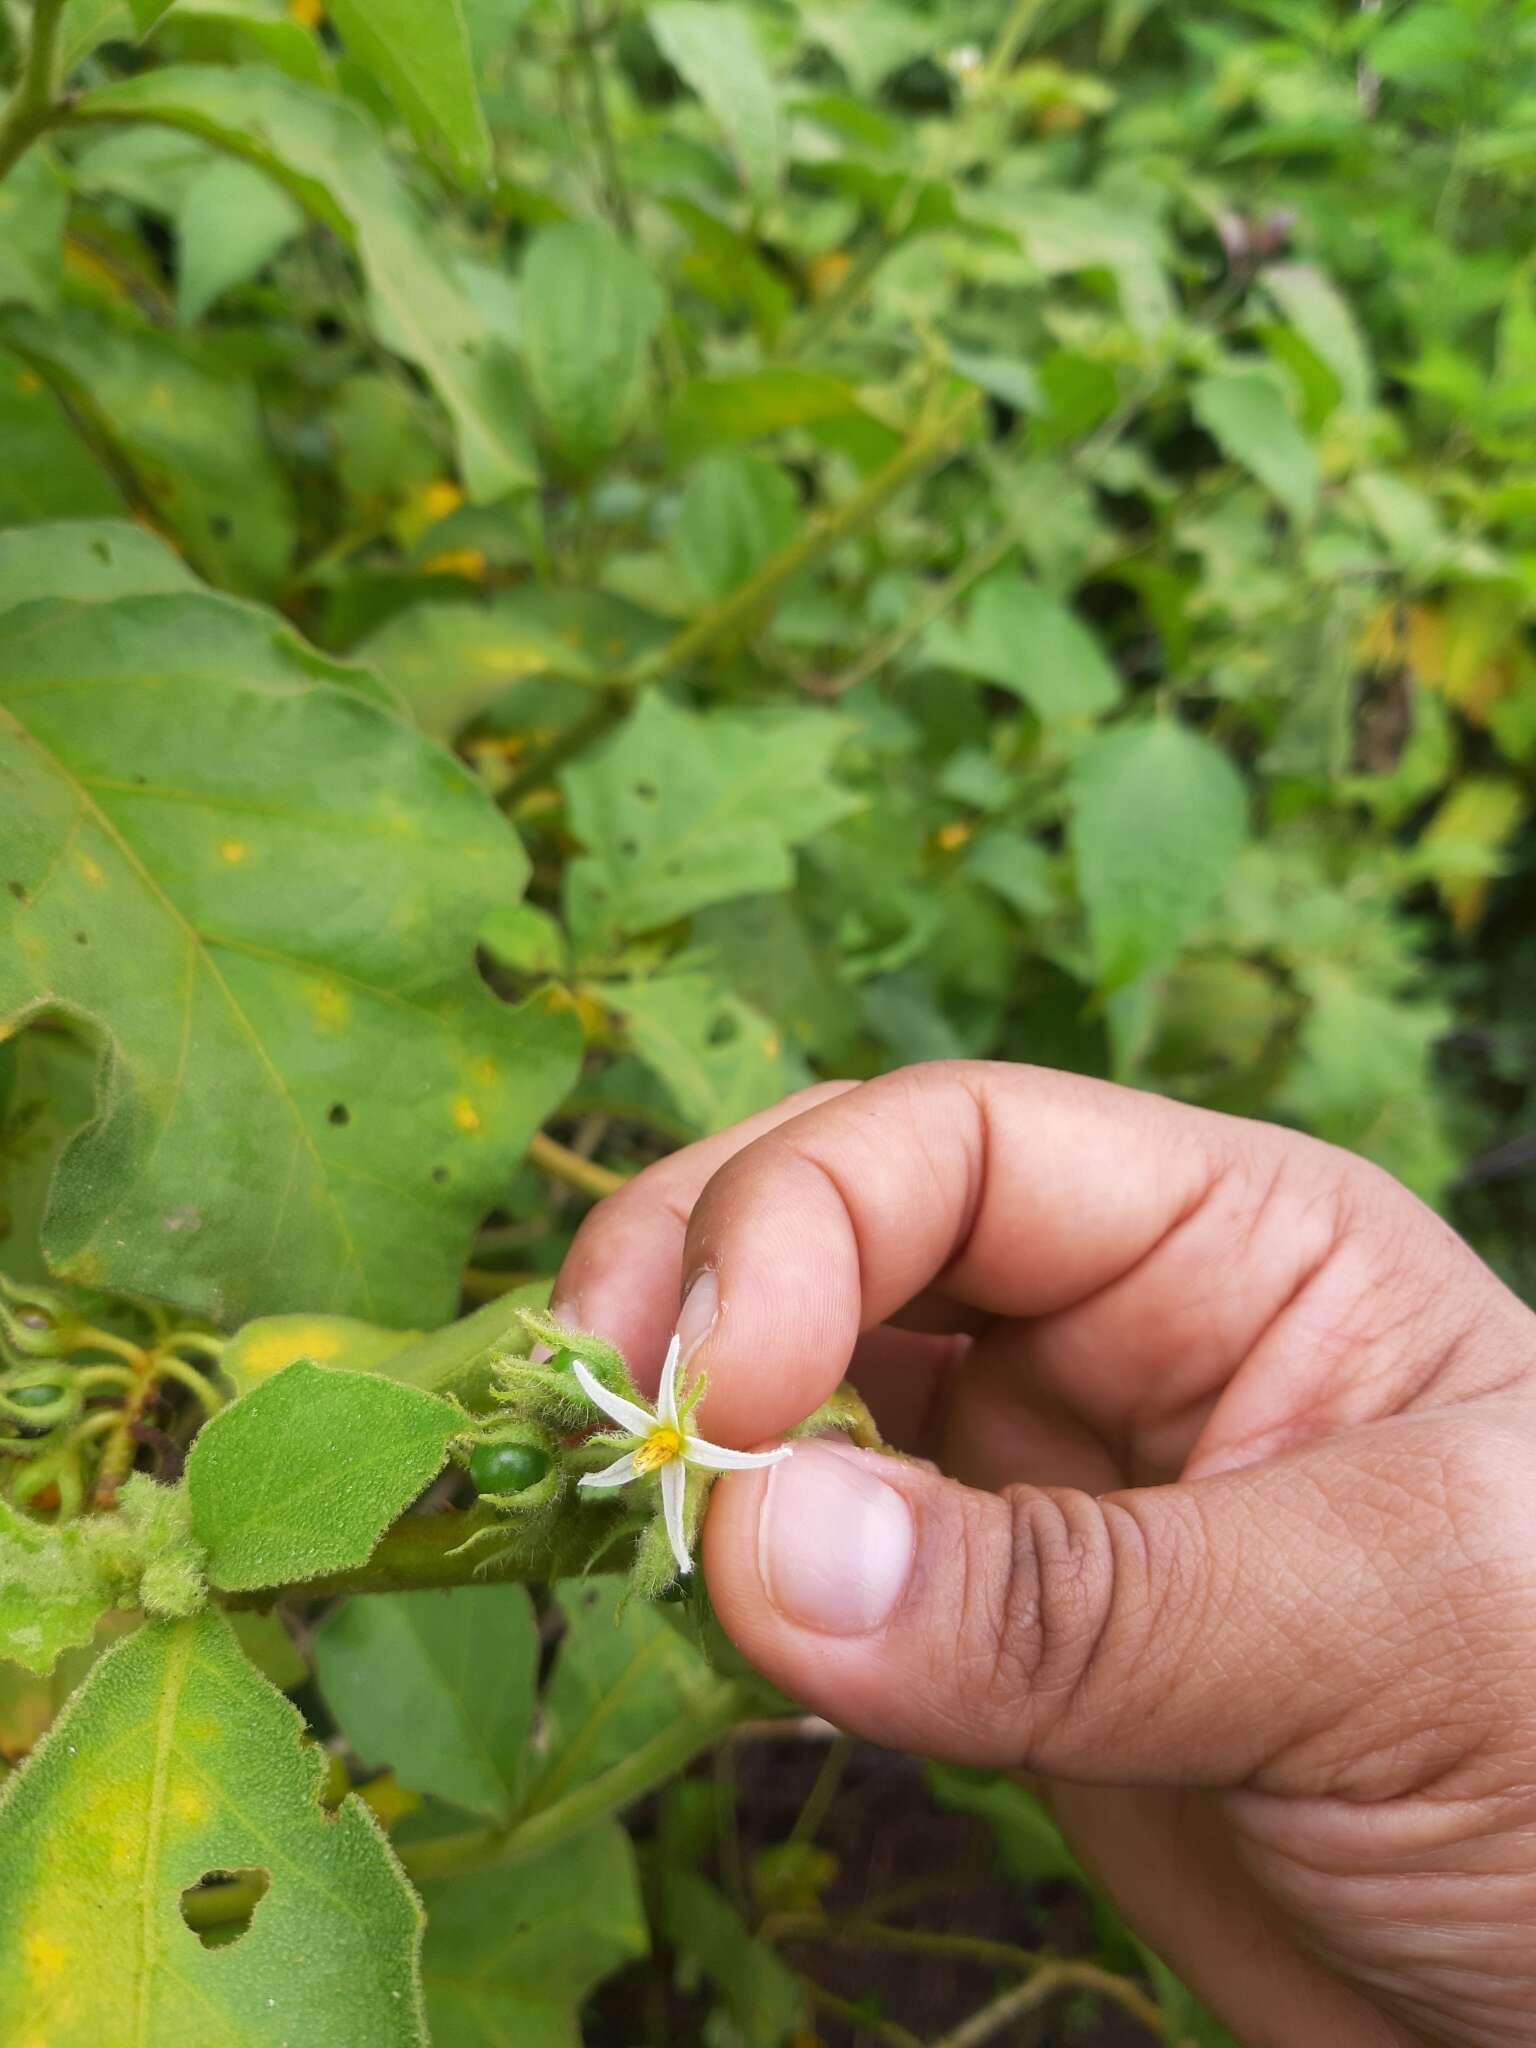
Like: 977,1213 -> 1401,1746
399,1678 -> 756,1882
0,0 -> 68,182
221,1501 -> 635,1605
528,1130 -> 628,1201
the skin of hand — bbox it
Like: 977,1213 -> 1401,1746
550,1062 -> 1536,2048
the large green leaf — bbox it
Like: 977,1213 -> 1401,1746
175,158 -> 304,325
672,449 -> 800,601
561,693 -> 856,948
0,520 -> 196,615
531,1577 -> 718,1806
1069,720 -> 1249,988
0,588 -> 579,1326
606,973 -> 801,1133
326,0 -> 489,180
3,306 -> 295,595
420,1824 -> 646,2047
659,1870 -> 803,2045
0,153 -> 67,316
519,223 -> 664,466
185,1360 -> 460,1591
927,572 -> 1122,724
0,1614 -> 427,2046
74,66 -> 535,501
649,3 -> 783,195
1191,366 -> 1318,525
315,1586 -> 539,1822
0,353 -> 125,524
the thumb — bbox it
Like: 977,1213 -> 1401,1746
702,1434 -> 1468,1787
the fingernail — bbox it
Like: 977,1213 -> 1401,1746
674,1269 -> 718,1366
758,1444 -> 914,1636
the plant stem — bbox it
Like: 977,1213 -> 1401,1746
400,1677 -> 755,1882
569,0 -> 632,237
810,523 -> 1019,697
626,393 -> 981,687
765,1913 -> 1047,1976
528,1130 -> 628,1201
787,1732 -> 854,1845
798,1976 -> 925,2048
220,1501 -> 635,1605
933,1962 -> 1167,2047
0,0 -> 67,183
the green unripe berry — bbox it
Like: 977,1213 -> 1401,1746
10,1382 -> 63,1409
469,1440 -> 552,1495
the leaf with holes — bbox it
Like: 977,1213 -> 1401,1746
0,1613 -> 426,2047
0,587 -> 579,1327
561,693 -> 856,949
606,973 -> 803,1133
185,1360 -> 460,1591
420,1823 -> 647,2047
315,1586 -> 539,1822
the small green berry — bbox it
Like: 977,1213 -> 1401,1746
469,1440 -> 552,1495
10,1382 -> 62,1409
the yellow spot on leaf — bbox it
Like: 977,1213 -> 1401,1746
24,1929 -> 69,1987
16,370 -> 41,396
288,0 -> 323,22
357,1772 -> 422,1828
239,1324 -> 342,1377
76,853 -> 104,886
452,1096 -> 482,1133
420,480 -> 463,522
219,840 -> 248,865
424,547 -> 487,580
935,821 -> 971,852
471,1057 -> 498,1086
171,1781 -> 209,1825
308,981 -> 349,1032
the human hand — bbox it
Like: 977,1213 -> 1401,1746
551,1063 -> 1536,2047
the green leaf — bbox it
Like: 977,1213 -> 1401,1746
0,1614 -> 427,2046
673,450 -> 799,601
1262,262 -> 1373,412
176,158 -> 304,325
659,1870 -> 803,2044
185,1359 -> 459,1591
562,693 -> 856,948
1191,366 -> 1318,525
0,153 -> 67,315
1070,721 -> 1249,988
315,1587 -> 539,1822
74,66 -> 535,500
0,519 -> 196,615
520,223 -> 664,465
649,3 -> 783,195
1014,191 -> 1174,338
4,305 -> 296,594
927,572 -> 1122,724
667,366 -> 866,456
607,974 -> 800,1133
0,588 -> 579,1326
360,588 -> 667,738
0,352 -> 125,524
0,1503 -> 111,1676
927,1765 -> 1083,1884
128,0 -> 177,29
420,1824 -> 646,2047
532,1577 -> 718,1805
325,0 -> 490,181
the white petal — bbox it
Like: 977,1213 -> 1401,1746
660,1457 -> 692,1574
572,1360 -> 655,1436
684,1438 -> 793,1474
577,1449 -> 640,1490
656,1332 -> 682,1428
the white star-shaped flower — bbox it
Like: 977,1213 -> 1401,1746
574,1336 -> 791,1574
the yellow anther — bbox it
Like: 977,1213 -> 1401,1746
633,1426 -> 683,1475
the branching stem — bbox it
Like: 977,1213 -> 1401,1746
0,0 -> 68,183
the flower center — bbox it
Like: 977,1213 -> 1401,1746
633,1425 -> 683,1475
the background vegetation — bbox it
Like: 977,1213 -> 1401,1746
1,0 -> 1534,2041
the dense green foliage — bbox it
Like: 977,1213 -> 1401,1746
1,0 -> 1534,2039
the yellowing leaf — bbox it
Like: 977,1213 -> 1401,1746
1419,776 -> 1526,931
0,589 -> 579,1328
0,1614 -> 427,2047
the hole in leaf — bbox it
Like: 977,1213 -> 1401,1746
6,880 -> 24,900
74,931 -> 88,945
633,781 -> 658,801
431,1165 -> 450,1185
209,515 -> 232,540
705,1010 -> 739,1047
327,1102 -> 350,1127
619,839 -> 638,858
180,1867 -> 270,1949
90,539 -> 112,565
